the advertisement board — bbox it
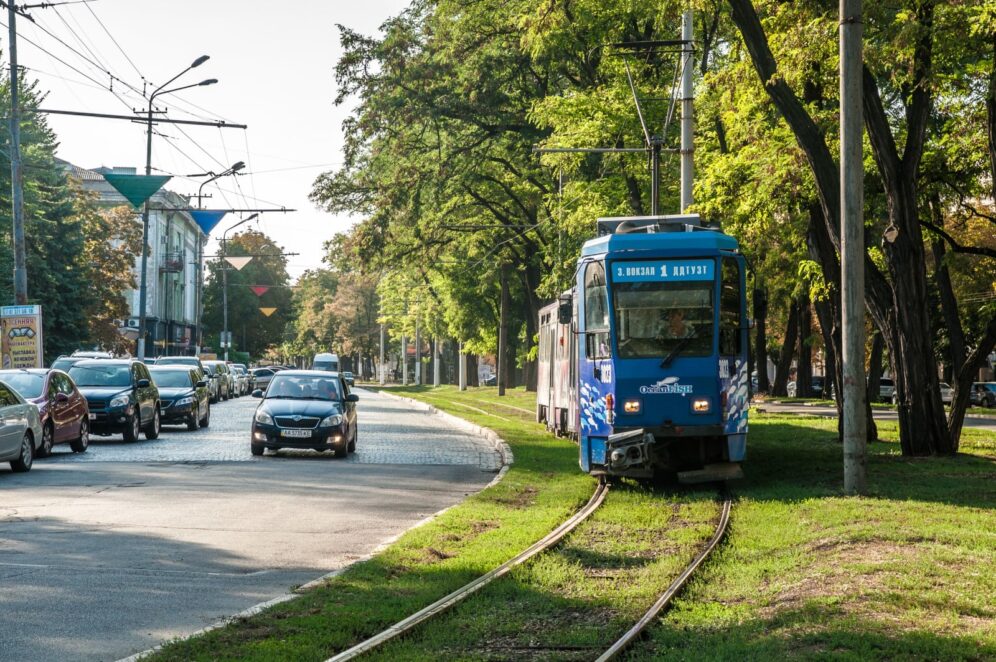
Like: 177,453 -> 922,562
1,305 -> 44,369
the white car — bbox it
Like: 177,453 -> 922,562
0,380 -> 43,472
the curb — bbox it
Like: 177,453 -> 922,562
115,389 -> 513,662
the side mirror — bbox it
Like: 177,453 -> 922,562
558,294 -> 573,325
55,392 -> 70,403
252,389 -> 264,398
346,393 -> 359,403
196,380 -> 208,388
137,379 -> 151,388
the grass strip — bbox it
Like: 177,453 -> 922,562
149,386 -> 590,661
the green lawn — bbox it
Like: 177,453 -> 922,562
150,386 -> 996,661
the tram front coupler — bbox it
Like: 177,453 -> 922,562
606,428 -> 655,472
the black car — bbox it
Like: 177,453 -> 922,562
69,359 -> 161,441
251,370 -> 358,458
149,366 -> 211,431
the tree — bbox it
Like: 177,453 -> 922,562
202,229 -> 293,358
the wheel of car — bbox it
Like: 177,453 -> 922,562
123,412 -> 140,442
187,404 -> 200,431
10,432 -> 34,472
39,423 -> 54,458
144,407 -> 161,440
70,419 -> 89,453
250,444 -> 264,456
200,403 -> 210,428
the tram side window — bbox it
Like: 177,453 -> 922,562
584,261 -> 610,359
720,257 -> 742,355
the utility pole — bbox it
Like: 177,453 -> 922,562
433,338 -> 440,387
680,9 -> 694,212
458,341 -> 467,391
379,323 -> 386,385
401,334 -> 408,385
414,318 -> 421,385
840,0 -> 867,494
7,3 -> 27,304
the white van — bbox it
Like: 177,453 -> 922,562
312,353 -> 340,372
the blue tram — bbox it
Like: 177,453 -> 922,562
536,214 -> 749,482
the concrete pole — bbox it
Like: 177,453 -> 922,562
679,9 -> 694,213
433,338 -> 441,387
414,319 -> 421,385
840,0 -> 867,494
459,341 -> 467,391
8,5 -> 27,305
401,334 -> 408,386
379,323 -> 386,385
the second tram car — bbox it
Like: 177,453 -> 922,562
536,214 -> 749,482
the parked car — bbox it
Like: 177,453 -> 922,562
0,369 -> 89,456
232,363 -> 253,393
0,379 -> 43,472
69,359 -> 161,441
939,382 -> 954,405
879,378 -> 895,403
51,355 -> 105,372
149,366 -> 210,430
342,370 -> 355,387
230,365 -> 250,396
483,375 -> 497,386
250,367 -> 276,390
250,370 -> 358,458
155,356 -> 216,401
969,382 -> 996,408
202,361 -> 232,401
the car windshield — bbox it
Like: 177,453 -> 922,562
613,281 -> 714,359
0,372 -> 44,398
69,365 -> 131,387
266,375 -> 341,400
151,370 -> 193,388
158,357 -> 198,366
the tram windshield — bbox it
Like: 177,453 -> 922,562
613,282 -> 714,359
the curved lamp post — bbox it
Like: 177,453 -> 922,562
221,213 -> 258,361
136,55 -> 216,360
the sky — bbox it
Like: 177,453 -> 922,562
7,0 -> 410,280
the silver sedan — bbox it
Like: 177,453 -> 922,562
0,379 -> 43,472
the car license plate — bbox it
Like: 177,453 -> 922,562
88,413 -> 96,420
280,429 -> 311,438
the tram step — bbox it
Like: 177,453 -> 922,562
678,462 -> 744,484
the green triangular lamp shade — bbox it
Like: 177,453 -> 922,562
102,173 -> 172,208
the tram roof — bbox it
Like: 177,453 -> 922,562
581,228 -> 739,258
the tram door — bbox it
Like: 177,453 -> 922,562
719,255 -> 748,459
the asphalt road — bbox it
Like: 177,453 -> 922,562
756,401 -> 996,432
0,388 -> 502,662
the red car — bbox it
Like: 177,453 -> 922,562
0,369 -> 89,456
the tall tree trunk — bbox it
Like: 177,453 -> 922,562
729,0 -> 932,453
867,330 -> 884,403
754,284 -> 770,392
498,264 -> 509,397
522,262 -> 541,392
772,306 -> 798,397
467,354 -> 479,387
797,296 -> 813,398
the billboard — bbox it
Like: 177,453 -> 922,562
1,305 -> 43,369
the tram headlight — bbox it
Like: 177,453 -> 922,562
692,398 -> 711,413
623,399 -> 641,414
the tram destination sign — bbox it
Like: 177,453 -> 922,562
612,259 -> 714,282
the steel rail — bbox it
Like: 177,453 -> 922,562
596,494 -> 732,661
326,480 -> 609,662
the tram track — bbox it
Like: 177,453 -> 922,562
326,479 -> 610,662
325,482 -> 731,662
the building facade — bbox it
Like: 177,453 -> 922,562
63,162 -> 207,357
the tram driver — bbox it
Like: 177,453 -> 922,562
657,308 -> 694,342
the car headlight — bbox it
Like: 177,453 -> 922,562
109,394 -> 130,408
255,410 -> 274,425
320,414 -> 343,427
175,396 -> 194,406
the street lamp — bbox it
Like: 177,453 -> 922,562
192,160 -> 245,354
136,55 -> 216,361
221,213 -> 258,361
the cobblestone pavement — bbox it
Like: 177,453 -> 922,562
46,387 -> 504,470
